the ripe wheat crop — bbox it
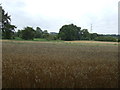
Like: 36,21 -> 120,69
2,41 -> 118,88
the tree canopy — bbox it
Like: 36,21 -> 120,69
42,30 -> 49,39
0,5 -> 16,39
58,24 -> 81,41
81,29 -> 90,40
35,27 -> 43,38
21,27 -> 35,40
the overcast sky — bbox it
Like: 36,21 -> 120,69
1,0 -> 119,34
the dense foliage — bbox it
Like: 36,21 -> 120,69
35,27 -> 43,38
0,5 -> 16,39
94,36 -> 117,42
58,24 -> 81,41
58,24 -> 99,41
81,29 -> 90,40
90,33 -> 98,40
21,27 -> 35,40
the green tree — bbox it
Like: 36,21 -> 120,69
90,33 -> 98,40
35,27 -> 43,38
14,29 -> 22,38
3,24 -> 16,39
0,5 -> 16,39
47,34 -> 58,40
81,29 -> 90,40
16,30 -> 22,37
58,24 -> 81,41
42,30 -> 49,39
118,37 -> 120,42
21,27 -> 35,40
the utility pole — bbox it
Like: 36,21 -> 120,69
90,24 -> 92,33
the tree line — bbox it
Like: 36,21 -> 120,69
15,27 -> 57,40
0,6 -> 119,42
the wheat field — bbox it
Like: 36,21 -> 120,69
2,40 -> 118,88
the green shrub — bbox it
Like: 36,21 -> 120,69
94,36 -> 117,42
21,27 -> 35,40
118,38 -> 120,42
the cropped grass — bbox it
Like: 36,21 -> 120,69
2,41 -> 118,88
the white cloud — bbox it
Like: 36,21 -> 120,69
1,0 -> 119,34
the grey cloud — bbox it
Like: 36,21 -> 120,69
2,0 -> 118,34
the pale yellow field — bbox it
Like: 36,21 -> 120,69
1,40 -> 118,43
65,40 -> 118,45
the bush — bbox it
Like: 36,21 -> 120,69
118,38 -> 120,42
21,27 -> 35,40
46,34 -> 58,41
94,36 -> 117,42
